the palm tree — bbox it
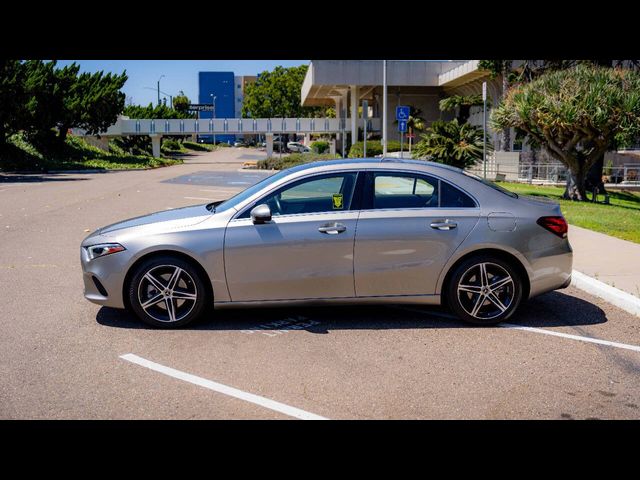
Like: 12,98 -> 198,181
438,94 -> 486,124
412,119 -> 492,169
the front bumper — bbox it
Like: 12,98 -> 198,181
80,242 -> 131,309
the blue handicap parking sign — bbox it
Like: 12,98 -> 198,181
396,106 -> 410,120
398,120 -> 407,132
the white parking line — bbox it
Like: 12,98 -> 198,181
392,306 -> 640,353
501,324 -> 640,353
119,353 -> 329,420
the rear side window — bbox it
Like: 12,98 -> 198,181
372,173 -> 439,209
440,181 -> 477,208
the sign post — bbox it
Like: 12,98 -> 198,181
407,131 -> 415,157
396,106 -> 409,159
398,119 -> 407,159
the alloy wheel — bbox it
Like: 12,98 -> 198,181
137,264 -> 198,323
456,262 -> 515,321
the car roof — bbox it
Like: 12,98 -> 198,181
287,157 -> 465,175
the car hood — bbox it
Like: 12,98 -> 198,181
98,204 -> 213,236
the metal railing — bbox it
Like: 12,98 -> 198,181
467,162 -> 640,185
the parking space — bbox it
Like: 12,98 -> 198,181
1,148 -> 640,419
162,170 -> 271,188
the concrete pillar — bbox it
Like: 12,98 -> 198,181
329,96 -> 341,152
150,135 -> 161,158
304,133 -> 311,146
350,85 -> 358,147
341,91 -> 348,155
265,133 -> 274,157
330,139 -> 336,155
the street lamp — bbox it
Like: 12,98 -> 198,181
157,75 -> 165,106
210,94 -> 217,145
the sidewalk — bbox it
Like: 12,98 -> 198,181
569,224 -> 640,298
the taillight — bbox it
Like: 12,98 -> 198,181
537,216 -> 568,238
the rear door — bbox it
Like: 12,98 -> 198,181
354,170 -> 480,297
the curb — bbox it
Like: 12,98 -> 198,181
571,270 -> 640,317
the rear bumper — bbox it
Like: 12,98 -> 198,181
526,241 -> 573,299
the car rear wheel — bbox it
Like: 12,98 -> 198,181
446,255 -> 523,325
128,255 -> 208,328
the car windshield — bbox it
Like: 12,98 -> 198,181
463,171 -> 518,198
207,169 -> 291,213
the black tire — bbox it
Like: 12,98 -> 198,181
128,255 -> 208,329
445,254 -> 523,325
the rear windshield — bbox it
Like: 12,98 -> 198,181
463,171 -> 518,198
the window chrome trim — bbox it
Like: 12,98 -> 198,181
230,170 -> 361,221
365,168 -> 479,209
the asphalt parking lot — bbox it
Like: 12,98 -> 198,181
1,147 -> 640,419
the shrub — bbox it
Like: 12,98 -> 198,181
348,140 -> 401,158
182,141 -> 215,151
310,140 -> 329,154
162,139 -> 181,151
257,153 -> 340,170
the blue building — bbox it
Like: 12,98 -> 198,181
198,71 -> 235,144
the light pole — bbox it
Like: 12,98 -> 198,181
210,94 -> 217,145
144,87 -> 172,108
482,81 -> 487,179
382,60 -> 388,158
157,75 -> 165,107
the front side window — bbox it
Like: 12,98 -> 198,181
239,172 -> 358,218
372,173 -> 439,209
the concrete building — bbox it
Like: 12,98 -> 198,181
301,60 -> 524,176
198,72 -> 256,144
301,60 -> 506,146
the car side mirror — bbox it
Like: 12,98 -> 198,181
250,204 -> 272,224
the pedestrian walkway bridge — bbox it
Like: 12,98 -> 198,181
72,116 -> 381,156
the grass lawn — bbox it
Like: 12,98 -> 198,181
500,182 -> 640,244
0,134 -> 182,172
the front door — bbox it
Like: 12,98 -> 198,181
354,171 -> 480,297
224,171 -> 361,302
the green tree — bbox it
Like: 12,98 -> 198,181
20,60 -> 61,148
0,60 -> 27,150
57,68 -> 128,144
412,119 -> 490,169
480,59 -> 640,193
241,65 -> 324,118
173,90 -> 190,113
491,65 -> 640,200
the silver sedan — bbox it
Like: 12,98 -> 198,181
80,159 -> 573,328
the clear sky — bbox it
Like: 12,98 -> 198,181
56,60 -> 309,107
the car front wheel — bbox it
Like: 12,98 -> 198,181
446,255 -> 523,325
128,255 -> 208,328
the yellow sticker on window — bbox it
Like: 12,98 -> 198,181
332,193 -> 344,209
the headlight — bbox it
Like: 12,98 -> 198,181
85,243 -> 126,260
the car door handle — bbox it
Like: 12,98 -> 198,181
318,222 -> 347,234
430,220 -> 457,230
